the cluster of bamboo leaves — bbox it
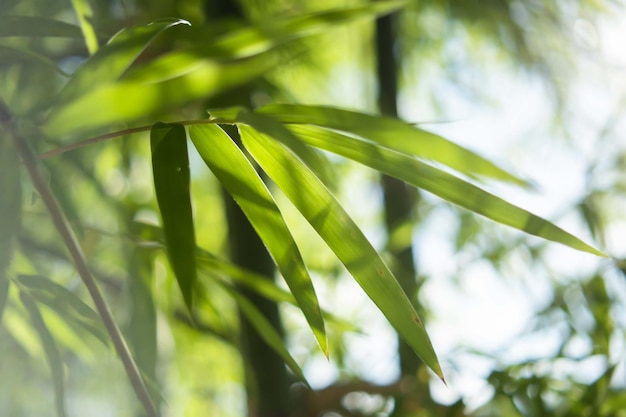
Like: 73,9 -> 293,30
0,1 -> 607,416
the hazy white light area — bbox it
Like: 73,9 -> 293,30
410,14 -> 626,407
299,9 -> 626,411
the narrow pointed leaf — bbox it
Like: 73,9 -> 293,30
0,126 -> 21,301
240,125 -> 444,381
197,250 -> 295,305
0,16 -> 82,38
189,124 -> 327,355
44,53 -> 276,137
0,45 -> 66,74
288,125 -> 606,257
258,104 -> 528,187
228,288 -> 309,385
0,276 -> 9,322
151,123 -> 197,311
70,0 -> 99,54
16,274 -> 109,346
235,110 -> 335,187
127,249 -> 159,404
53,18 -> 188,106
209,0 -> 406,58
20,291 -> 67,417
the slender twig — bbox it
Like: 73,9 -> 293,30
6,117 -> 158,417
40,118 -> 231,160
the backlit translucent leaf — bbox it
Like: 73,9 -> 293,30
0,16 -> 82,38
287,125 -> 605,257
52,18 -> 188,106
204,0 -> 406,59
151,123 -> 197,311
189,123 -> 327,355
44,53 -> 276,137
16,274 -> 109,346
235,110 -> 335,186
239,125 -> 444,381
70,0 -> 99,54
228,288 -> 308,385
258,104 -> 529,187
20,291 -> 67,417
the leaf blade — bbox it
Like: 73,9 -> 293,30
228,288 -> 309,385
151,123 -> 197,311
239,125 -> 444,380
16,274 -> 110,347
189,124 -> 327,355
70,0 -> 99,54
44,54 -> 276,137
0,16 -> 83,38
53,18 -> 188,106
258,104 -> 529,187
288,125 -> 606,257
20,291 -> 67,417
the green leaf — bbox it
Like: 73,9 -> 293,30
234,110 -> 335,187
287,125 -> 606,257
198,253 -> 363,335
189,123 -> 327,356
227,287 -> 308,385
239,125 -> 444,381
205,0 -> 406,59
0,45 -> 66,74
0,277 -> 9,323
0,16 -> 82,38
151,123 -> 197,311
20,291 -> 67,417
197,250 -> 295,305
52,18 -> 188,107
0,127 -> 21,280
44,53 -> 276,137
16,275 -> 109,346
69,0 -> 99,54
258,104 -> 529,187
126,248 -> 159,404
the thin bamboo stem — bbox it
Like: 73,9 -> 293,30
6,115 -> 158,417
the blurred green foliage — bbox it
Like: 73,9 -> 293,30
0,0 -> 624,417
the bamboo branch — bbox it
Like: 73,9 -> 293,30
40,118 -> 230,159
4,113 -> 158,417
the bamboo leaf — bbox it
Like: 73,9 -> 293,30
44,53 -> 276,137
0,122 -> 21,296
151,123 -> 197,311
189,124 -> 327,355
239,125 -> 444,381
206,0 -> 406,58
70,0 -> 99,54
52,18 -> 188,107
228,288 -> 309,385
0,16 -> 82,38
287,125 -> 606,257
16,274 -> 109,346
127,248 -> 159,405
258,104 -> 529,187
0,277 -> 9,323
197,250 -> 295,305
234,110 -> 335,187
19,291 -> 67,417
0,45 -> 66,74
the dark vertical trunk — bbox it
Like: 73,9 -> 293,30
204,2 -> 292,416
376,11 -> 421,376
375,9 -> 424,399
224,187 -> 291,417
